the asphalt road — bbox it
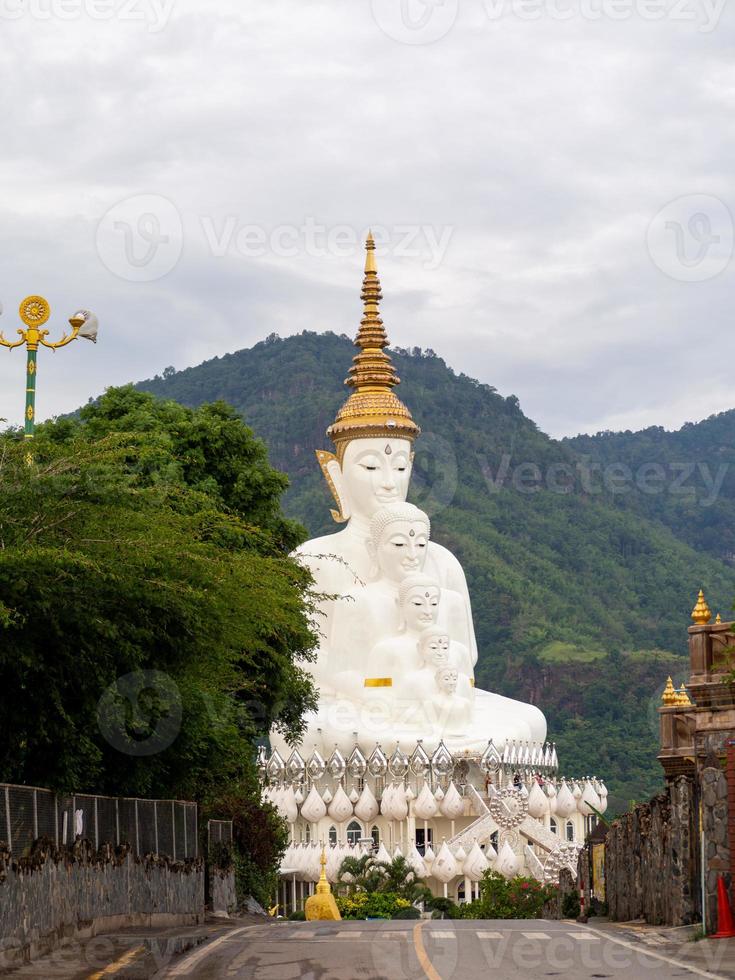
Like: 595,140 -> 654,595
156,919 -> 735,980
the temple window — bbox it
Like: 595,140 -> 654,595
328,825 -> 337,844
346,820 -> 362,845
566,820 -> 575,842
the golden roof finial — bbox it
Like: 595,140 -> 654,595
325,234 -> 420,461
716,613 -> 722,625
691,589 -> 712,626
661,676 -> 678,706
676,683 -> 692,706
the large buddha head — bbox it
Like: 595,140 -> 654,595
368,504 -> 431,583
316,234 -> 420,524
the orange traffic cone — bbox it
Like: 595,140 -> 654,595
713,876 -> 735,939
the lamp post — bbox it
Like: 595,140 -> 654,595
0,295 -> 98,439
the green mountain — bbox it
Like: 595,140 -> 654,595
136,332 -> 733,814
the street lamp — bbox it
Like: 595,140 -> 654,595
0,295 -> 98,439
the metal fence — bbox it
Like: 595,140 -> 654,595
207,819 -> 233,849
0,783 -> 198,860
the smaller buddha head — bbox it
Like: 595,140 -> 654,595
397,573 -> 440,633
418,626 -> 451,668
368,503 -> 430,583
435,666 -> 458,696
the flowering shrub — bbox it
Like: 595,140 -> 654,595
476,871 -> 557,919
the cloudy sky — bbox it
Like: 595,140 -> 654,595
0,0 -> 733,439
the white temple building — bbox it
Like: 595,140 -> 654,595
259,236 -> 607,912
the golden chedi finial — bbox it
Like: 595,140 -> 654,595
305,844 -> 341,921
716,613 -> 722,625
661,676 -> 678,706
691,589 -> 712,626
326,233 -> 420,462
676,683 -> 692,706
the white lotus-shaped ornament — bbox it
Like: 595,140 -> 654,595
322,787 -> 333,805
375,842 -> 392,864
434,786 -> 445,802
354,783 -> 379,822
432,841 -> 458,883
328,785 -> 354,823
439,781 -> 464,819
463,841 -> 491,881
597,781 -> 608,815
300,784 -> 327,822
423,844 -> 436,870
555,780 -> 576,819
578,780 -> 601,817
326,844 -> 343,881
453,844 -> 467,875
527,782 -> 549,820
384,784 -> 408,821
349,788 -> 360,804
306,844 -> 323,882
495,841 -> 520,878
406,843 -> 428,877
413,782 -> 439,820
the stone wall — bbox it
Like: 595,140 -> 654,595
0,840 -> 204,969
605,776 -> 696,926
210,868 -> 237,916
702,764 -> 730,929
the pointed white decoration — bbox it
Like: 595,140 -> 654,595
322,787 -> 333,805
598,782 -> 608,815
434,786 -> 445,802
300,784 -> 327,822
349,788 -> 360,804
354,783 -> 380,822
328,784 -> 354,823
306,844 -> 323,882
527,782 -> 549,820
406,843 -> 428,877
453,844 -> 467,875
386,784 -> 409,822
281,785 -> 299,824
294,787 -> 305,805
439,781 -> 464,819
326,844 -> 343,882
572,782 -> 582,800
578,779 -> 601,817
555,780 -> 576,819
494,841 -> 520,878
483,840 -> 498,863
423,844 -> 435,869
375,842 -> 392,864
432,841 -> 459,883
413,782 -> 439,820
380,783 -> 395,817
405,785 -> 415,802
463,841 -> 491,881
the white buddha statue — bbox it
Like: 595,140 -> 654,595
270,234 -> 546,759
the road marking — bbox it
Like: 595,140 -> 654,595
521,932 -> 550,939
583,925 -> 728,980
379,932 -> 407,939
87,945 -> 145,979
412,922 -> 443,980
290,930 -> 316,938
476,931 -> 503,939
165,927 -> 251,976
567,932 -> 599,941
431,930 -> 455,939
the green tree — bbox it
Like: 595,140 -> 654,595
0,389 -> 318,803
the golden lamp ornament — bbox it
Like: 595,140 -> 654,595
0,295 -> 98,440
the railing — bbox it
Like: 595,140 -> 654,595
0,783 -> 198,860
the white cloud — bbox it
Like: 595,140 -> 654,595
0,0 -> 733,438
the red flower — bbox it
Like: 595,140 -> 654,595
521,882 -> 530,890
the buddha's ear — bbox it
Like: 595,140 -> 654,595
316,450 -> 350,523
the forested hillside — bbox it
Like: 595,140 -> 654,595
136,332 -> 735,813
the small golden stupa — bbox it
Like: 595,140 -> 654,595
304,847 -> 341,921
716,613 -> 722,625
661,677 -> 678,706
676,683 -> 692,707
691,589 -> 712,626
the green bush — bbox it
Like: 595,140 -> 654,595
392,906 -> 421,919
288,910 -> 305,921
562,892 -> 581,919
336,892 -> 412,920
475,871 -> 557,919
429,897 -> 460,919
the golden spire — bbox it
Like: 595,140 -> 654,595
661,676 -> 678,706
326,234 -> 420,461
304,844 -> 341,920
316,846 -> 331,895
676,683 -> 692,706
716,613 -> 722,625
691,589 -> 712,626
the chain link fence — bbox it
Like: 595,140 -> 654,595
207,819 -> 234,849
0,783 -> 198,860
